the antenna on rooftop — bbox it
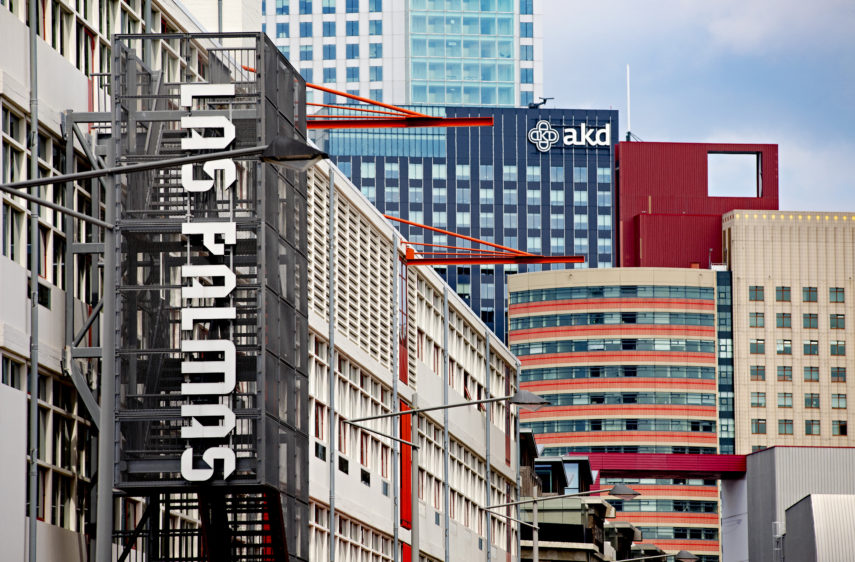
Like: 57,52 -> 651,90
626,64 -> 631,141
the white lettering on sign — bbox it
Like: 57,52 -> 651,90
527,120 -> 611,152
178,83 -> 239,482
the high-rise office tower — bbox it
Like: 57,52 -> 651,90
262,0 -> 542,107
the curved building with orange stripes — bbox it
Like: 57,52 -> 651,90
508,268 -> 731,562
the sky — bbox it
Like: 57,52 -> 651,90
542,0 -> 855,211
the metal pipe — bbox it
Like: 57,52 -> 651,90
348,394 -> 517,423
72,300 -> 104,346
514,360 -> 521,562
442,287 -> 450,562
27,0 -> 40,559
218,0 -> 223,33
0,185 -> 114,229
484,328 -> 492,562
143,0 -> 152,65
343,422 -> 418,449
532,484 -> 539,562
410,397 -> 419,561
391,233 -> 400,562
327,168 -> 337,562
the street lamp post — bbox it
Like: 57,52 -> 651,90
484,484 -> 641,562
345,389 -> 550,562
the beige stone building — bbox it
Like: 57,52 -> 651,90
723,210 -> 855,454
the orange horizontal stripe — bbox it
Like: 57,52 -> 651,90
510,325 -> 716,342
628,485 -> 720,498
520,351 -> 716,366
642,539 -> 721,552
510,298 -> 715,315
534,431 -> 717,444
522,404 -> 717,419
521,378 -> 717,392
617,512 -> 720,525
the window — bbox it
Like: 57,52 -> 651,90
409,163 -> 423,181
276,0 -> 290,14
776,286 -> 791,302
276,22 -> 290,37
549,166 -> 564,182
597,191 -> 612,207
322,0 -> 335,13
778,393 -> 792,408
385,162 -> 399,180
526,189 -> 541,205
346,20 -> 359,36
323,44 -> 336,59
776,339 -> 792,355
346,44 -> 360,58
520,21 -> 533,37
323,21 -> 336,36
432,163 -> 447,180
480,165 -> 494,180
369,66 -> 382,81
803,313 -> 818,329
346,66 -> 359,82
520,44 -> 533,60
550,212 -> 564,230
830,287 -> 845,303
750,392 -> 766,407
573,166 -> 587,183
503,165 -> 517,181
527,212 -> 541,229
300,45 -> 313,60
526,165 -> 540,182
804,393 -> 820,408
361,162 -> 376,179
832,394 -> 847,409
778,419 -> 793,435
777,366 -> 792,382
323,67 -> 336,82
831,340 -> 846,356
369,20 -> 382,35
369,43 -> 382,58
804,340 -> 818,355
520,68 -> 534,84
300,21 -> 313,36
803,286 -> 818,302
369,88 -> 383,101
369,0 -> 381,10
550,191 -> 564,206
805,420 -> 820,435
833,421 -> 848,436
832,367 -> 847,382
574,190 -> 588,206
749,286 -> 764,301
749,339 -> 765,354
830,314 -> 845,329
749,312 -> 764,327
478,188 -> 492,204
300,0 -> 312,13
456,164 -> 470,180
776,313 -> 791,328
750,366 -> 765,381
521,0 -> 533,14
751,419 -> 766,434
346,0 -> 358,12
300,67 -> 313,82
804,366 -> 819,382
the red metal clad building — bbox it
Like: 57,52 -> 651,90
616,142 -> 779,268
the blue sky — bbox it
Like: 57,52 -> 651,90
542,0 -> 855,211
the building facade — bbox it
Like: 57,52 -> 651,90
508,268 -> 727,561
325,106 -> 619,342
262,0 -> 543,107
616,142 -> 778,268
723,210 -> 855,454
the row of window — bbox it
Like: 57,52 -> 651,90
392,186 -> 605,208
520,365 -> 716,382
751,419 -> 848,436
359,161 -> 610,184
609,499 -> 718,514
749,312 -> 845,329
410,13 -> 516,36
511,338 -> 716,356
510,285 -> 715,304
749,285 -> 845,303
295,42 -> 382,61
749,338 -> 846,356
276,19 -> 383,39
637,527 -> 719,540
523,418 -> 717,434
509,311 -> 715,331
751,392 -> 847,409
313,65 -> 384,83
269,0 -> 383,15
537,391 -> 716,406
750,365 -> 847,382
543,445 -> 718,456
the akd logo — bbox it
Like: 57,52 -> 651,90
527,120 -> 560,153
